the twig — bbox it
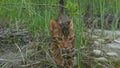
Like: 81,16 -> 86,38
0,58 -> 21,63
0,3 -> 65,7
21,61 -> 41,67
15,43 -> 25,64
0,3 -> 58,6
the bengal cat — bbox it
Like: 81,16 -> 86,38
49,0 -> 75,68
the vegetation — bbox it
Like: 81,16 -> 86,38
0,0 -> 120,68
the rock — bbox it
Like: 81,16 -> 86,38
114,38 -> 120,44
107,43 -> 120,49
92,35 -> 99,39
93,50 -> 102,56
94,57 -> 107,62
97,39 -> 105,43
94,41 -> 100,46
93,29 -> 120,37
106,52 -> 118,57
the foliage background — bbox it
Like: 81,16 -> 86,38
0,0 -> 120,67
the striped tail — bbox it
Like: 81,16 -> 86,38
59,0 -> 64,14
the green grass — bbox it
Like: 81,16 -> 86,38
0,0 -> 120,68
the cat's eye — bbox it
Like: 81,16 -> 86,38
56,37 -> 63,41
69,36 -> 74,41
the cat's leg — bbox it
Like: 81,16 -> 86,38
63,48 -> 75,68
50,44 -> 64,67
65,57 -> 74,68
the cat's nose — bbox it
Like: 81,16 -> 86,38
64,46 -> 68,49
64,45 -> 69,49
64,43 -> 69,49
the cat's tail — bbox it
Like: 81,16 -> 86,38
59,0 -> 64,14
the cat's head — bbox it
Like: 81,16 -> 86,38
50,19 -> 75,49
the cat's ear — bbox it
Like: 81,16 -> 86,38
50,19 -> 59,31
68,20 -> 73,29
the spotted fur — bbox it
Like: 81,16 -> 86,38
49,0 -> 75,68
